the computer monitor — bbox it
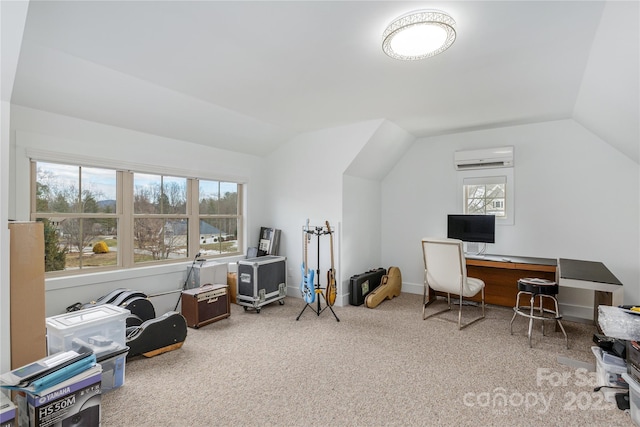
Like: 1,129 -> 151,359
447,214 -> 495,244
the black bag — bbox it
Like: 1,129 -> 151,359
349,268 -> 386,306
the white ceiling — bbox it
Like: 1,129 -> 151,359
11,1 -> 639,161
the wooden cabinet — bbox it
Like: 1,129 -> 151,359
8,222 -> 46,369
464,256 -> 557,308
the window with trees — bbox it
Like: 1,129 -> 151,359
34,162 -> 119,271
133,173 -> 188,264
198,180 -> 240,256
463,176 -> 506,217
32,161 -> 243,274
457,168 -> 514,225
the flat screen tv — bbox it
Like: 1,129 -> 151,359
447,214 -> 495,244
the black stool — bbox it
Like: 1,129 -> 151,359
510,278 -> 568,348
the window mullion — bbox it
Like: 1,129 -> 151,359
188,178 -> 200,258
120,171 -> 134,268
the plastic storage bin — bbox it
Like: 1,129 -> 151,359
592,346 -> 628,403
46,304 -> 129,356
98,346 -> 129,393
47,304 -> 130,393
623,373 -> 640,427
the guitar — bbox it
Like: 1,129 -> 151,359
300,219 -> 315,304
325,220 -> 337,306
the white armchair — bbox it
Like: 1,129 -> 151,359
421,237 -> 485,329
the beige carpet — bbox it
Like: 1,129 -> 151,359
101,293 -> 633,426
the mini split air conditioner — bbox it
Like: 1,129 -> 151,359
454,146 -> 514,170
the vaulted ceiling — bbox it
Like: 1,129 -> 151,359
9,1 -> 639,162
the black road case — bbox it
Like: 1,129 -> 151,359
237,256 -> 287,313
349,268 -> 386,306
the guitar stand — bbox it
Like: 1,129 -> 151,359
296,225 -> 340,322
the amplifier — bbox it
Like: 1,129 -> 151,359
181,284 -> 230,328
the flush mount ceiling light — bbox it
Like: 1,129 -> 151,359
382,10 -> 456,60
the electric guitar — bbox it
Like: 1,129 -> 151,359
325,220 -> 337,306
300,219 -> 315,304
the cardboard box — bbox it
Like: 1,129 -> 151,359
9,222 -> 46,370
227,272 -> 237,304
17,366 -> 101,427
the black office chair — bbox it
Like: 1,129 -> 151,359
510,277 -> 568,348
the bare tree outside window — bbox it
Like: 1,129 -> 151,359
463,176 -> 507,217
465,183 -> 506,216
198,180 -> 240,255
32,161 -> 243,275
133,174 -> 188,263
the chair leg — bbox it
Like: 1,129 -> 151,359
422,275 -> 484,329
422,283 -> 452,321
528,294 -> 535,348
457,292 -> 485,330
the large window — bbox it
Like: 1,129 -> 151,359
34,162 -> 119,271
32,161 -> 243,274
198,180 -> 240,256
133,173 -> 188,264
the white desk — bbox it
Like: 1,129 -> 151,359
557,258 -> 623,325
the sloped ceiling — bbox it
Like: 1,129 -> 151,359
10,1 -> 638,161
573,1 -> 639,163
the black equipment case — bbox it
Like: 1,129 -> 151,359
349,268 -> 386,306
237,256 -> 287,313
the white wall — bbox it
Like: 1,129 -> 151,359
262,120 -> 383,305
262,118 -> 415,307
342,174 -> 381,277
382,119 -> 639,320
9,106 -> 269,316
1,0 -> 30,374
573,0 -> 640,163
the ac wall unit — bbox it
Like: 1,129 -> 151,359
454,146 -> 514,170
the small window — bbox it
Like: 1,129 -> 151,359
458,168 -> 514,225
463,176 -> 506,217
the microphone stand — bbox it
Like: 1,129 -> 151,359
174,252 -> 203,311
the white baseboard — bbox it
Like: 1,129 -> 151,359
400,282 -> 594,322
287,282 -> 595,323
